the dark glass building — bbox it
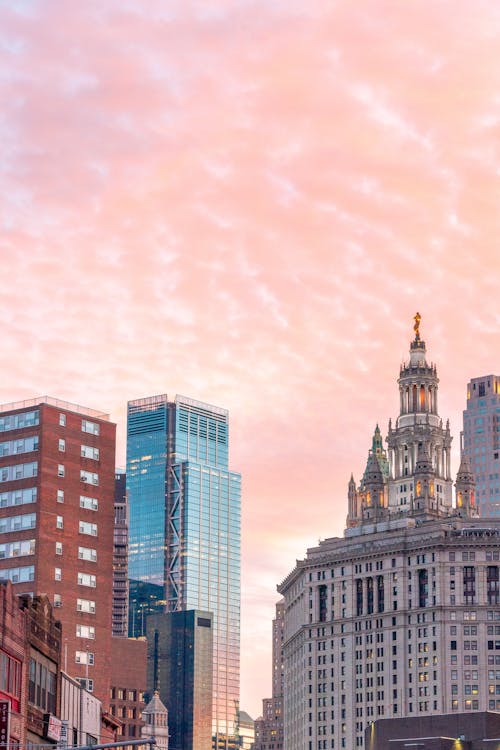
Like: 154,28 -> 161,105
147,610 -> 213,750
127,394 -> 241,746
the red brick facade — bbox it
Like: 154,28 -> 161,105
0,399 -> 116,707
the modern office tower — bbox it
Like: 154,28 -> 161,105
462,375 -> 500,517
146,610 -> 213,750
0,397 -> 116,705
127,394 -> 241,747
113,470 -> 129,637
253,600 -> 284,750
278,317 -> 499,750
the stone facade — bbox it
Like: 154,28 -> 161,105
278,319 -> 500,750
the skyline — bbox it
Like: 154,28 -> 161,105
2,0 -> 500,718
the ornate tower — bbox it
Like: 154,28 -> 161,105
347,426 -> 390,527
455,452 -> 478,518
386,314 -> 453,519
347,474 -> 359,528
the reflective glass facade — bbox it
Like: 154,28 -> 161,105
127,394 -> 241,746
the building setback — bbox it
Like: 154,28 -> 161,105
278,317 -> 500,750
0,397 -> 116,705
462,375 -> 500,517
127,394 -> 241,747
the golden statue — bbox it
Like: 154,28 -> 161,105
413,311 -> 421,338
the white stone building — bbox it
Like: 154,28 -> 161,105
278,317 -> 500,750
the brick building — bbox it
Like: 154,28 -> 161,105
109,636 -> 147,745
0,397 -> 116,705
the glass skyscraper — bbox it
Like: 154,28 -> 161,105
462,374 -> 500,516
127,394 -> 241,746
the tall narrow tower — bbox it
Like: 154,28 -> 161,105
127,394 -> 241,748
386,314 -> 453,517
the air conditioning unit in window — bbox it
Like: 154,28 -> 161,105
54,600 -> 62,608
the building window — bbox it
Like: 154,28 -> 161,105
79,521 -> 97,536
55,567 -> 62,581
28,658 -> 56,713
53,594 -> 62,608
0,513 -> 36,535
82,420 -> 100,436
78,572 -> 96,587
77,598 -> 96,613
56,515 -> 63,529
58,464 -> 65,477
80,495 -> 98,511
76,624 -> 95,639
0,539 -> 35,559
0,487 -> 37,508
55,542 -> 63,555
80,470 -> 98,486
75,651 -> 94,665
58,439 -> 65,452
57,489 -> 64,503
0,565 -> 34,583
78,546 -> 97,562
81,445 -> 99,460
59,414 -> 66,426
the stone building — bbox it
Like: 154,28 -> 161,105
278,317 -> 499,750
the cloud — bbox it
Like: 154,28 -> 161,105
2,0 -> 500,717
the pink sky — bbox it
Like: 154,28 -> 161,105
2,0 -> 500,718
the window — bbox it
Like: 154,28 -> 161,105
57,489 -> 64,503
0,436 -> 39,457
0,539 -> 35,559
78,546 -> 97,562
0,410 -> 39,433
77,598 -> 96,613
80,470 -> 98,485
76,624 -> 95,639
28,658 -> 56,713
56,515 -> 64,529
0,487 -> 37,508
55,542 -> 63,555
0,565 -> 34,583
0,461 -> 38,483
53,594 -> 62,608
75,651 -> 94,665
54,567 -> 62,581
59,413 -> 66,426
81,445 -> 99,460
78,572 -> 96,587
58,439 -> 65,452
58,464 -> 65,477
80,495 -> 98,511
82,420 -> 100,435
0,513 -> 36,534
79,521 -> 97,536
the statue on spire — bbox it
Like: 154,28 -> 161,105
413,311 -> 421,340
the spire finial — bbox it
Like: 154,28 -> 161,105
413,311 -> 421,340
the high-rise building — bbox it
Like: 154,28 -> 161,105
0,397 -> 116,704
113,470 -> 129,637
127,394 -> 241,746
278,317 -> 499,750
146,610 -> 213,750
462,375 -> 500,517
253,600 -> 284,750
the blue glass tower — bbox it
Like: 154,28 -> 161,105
127,394 -> 241,746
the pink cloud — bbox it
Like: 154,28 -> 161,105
2,0 -> 500,717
